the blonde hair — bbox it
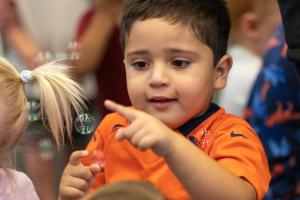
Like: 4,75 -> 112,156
81,181 -> 165,200
225,0 -> 276,43
0,57 -> 86,169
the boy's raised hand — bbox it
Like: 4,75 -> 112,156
104,100 -> 180,157
58,150 -> 101,200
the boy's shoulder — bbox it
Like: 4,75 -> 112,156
204,109 -> 270,199
199,108 -> 260,144
177,107 -> 260,152
215,110 -> 252,128
201,108 -> 254,132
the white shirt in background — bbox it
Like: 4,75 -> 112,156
218,44 -> 262,116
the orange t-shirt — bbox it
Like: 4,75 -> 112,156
83,106 -> 270,200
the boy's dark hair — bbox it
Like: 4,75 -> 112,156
120,0 -> 231,65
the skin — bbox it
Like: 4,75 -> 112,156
236,1 -> 281,57
0,0 -> 15,30
73,0 -> 124,76
59,19 -> 257,200
0,0 -> 40,68
59,151 -> 101,200
124,19 -> 221,129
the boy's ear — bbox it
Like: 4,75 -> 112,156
214,54 -> 232,90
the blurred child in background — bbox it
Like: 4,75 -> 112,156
245,26 -> 300,200
218,0 -> 281,116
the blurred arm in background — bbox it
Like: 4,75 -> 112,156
0,0 -> 39,68
74,0 -> 124,76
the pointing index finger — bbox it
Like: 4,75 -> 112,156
104,100 -> 137,121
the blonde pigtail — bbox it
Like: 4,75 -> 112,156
0,56 -> 28,138
31,63 -> 87,148
0,57 -> 28,168
0,56 -> 86,153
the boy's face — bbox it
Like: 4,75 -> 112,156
124,18 -> 231,129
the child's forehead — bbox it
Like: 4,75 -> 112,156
127,18 -> 201,43
131,17 -> 193,32
126,20 -> 211,51
123,19 -> 215,61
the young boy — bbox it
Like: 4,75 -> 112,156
59,1 -> 270,200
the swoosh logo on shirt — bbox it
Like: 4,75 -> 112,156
230,132 -> 248,139
112,124 -> 125,131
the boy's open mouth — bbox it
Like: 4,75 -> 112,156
148,97 -> 177,109
149,96 -> 177,103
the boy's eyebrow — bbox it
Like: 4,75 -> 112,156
167,48 -> 199,56
126,50 -> 148,57
126,49 -> 199,57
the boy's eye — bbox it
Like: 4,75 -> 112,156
171,59 -> 191,69
131,61 -> 149,70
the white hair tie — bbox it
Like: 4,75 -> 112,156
20,70 -> 34,83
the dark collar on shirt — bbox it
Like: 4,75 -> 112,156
177,103 -> 220,136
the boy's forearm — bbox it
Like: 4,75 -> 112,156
164,134 -> 256,200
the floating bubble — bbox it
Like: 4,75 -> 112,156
74,113 -> 96,135
66,41 -> 82,60
38,137 -> 54,161
28,100 -> 41,122
33,51 -> 54,66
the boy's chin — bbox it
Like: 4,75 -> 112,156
157,118 -> 183,130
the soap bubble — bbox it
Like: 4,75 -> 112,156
38,137 -> 54,161
28,100 -> 41,122
74,113 -> 96,135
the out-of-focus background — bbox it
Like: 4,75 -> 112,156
0,0 -> 129,199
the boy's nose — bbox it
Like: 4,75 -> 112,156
149,64 -> 169,87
